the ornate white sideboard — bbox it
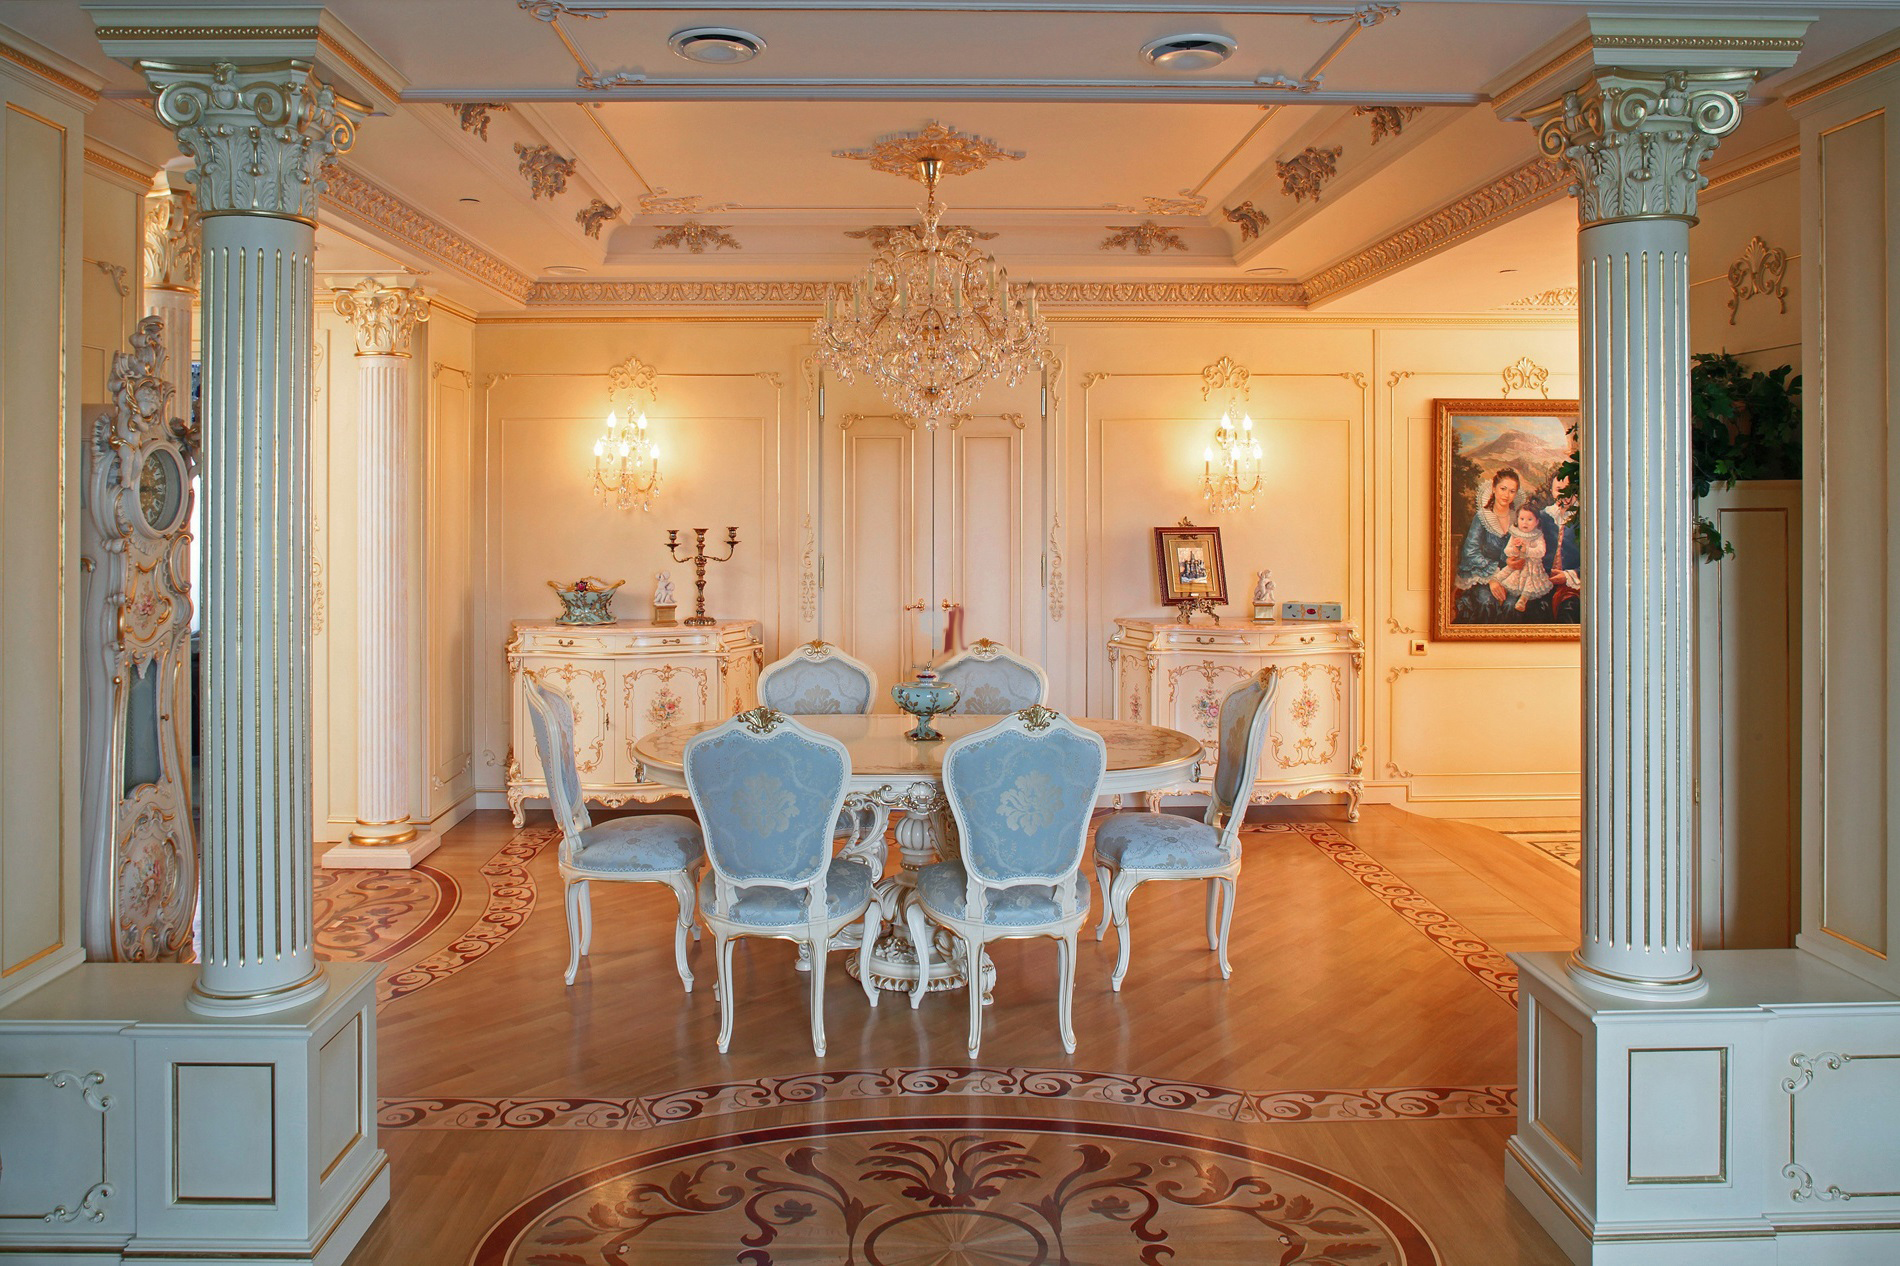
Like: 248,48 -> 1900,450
1108,617 -> 1365,818
506,620 -> 762,824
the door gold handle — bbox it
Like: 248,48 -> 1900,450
902,599 -> 926,612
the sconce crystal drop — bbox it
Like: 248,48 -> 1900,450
1201,410 -> 1264,513
592,409 -> 662,512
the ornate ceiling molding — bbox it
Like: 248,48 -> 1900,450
0,40 -> 102,101
321,161 -> 534,303
833,122 -> 1023,179
1100,222 -> 1188,254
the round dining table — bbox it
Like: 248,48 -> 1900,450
633,712 -> 1202,998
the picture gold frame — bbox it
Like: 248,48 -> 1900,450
1153,524 -> 1228,606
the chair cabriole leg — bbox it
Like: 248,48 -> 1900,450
1094,864 -> 1113,940
1217,875 -> 1237,978
715,932 -> 736,1053
964,932 -> 984,1056
562,880 -> 584,986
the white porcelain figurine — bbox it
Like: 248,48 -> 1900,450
1254,569 -> 1275,606
654,571 -> 675,605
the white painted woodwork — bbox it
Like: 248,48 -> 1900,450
1695,483 -> 1802,950
1109,618 -> 1364,816
351,353 -> 418,846
828,410 -> 928,693
505,620 -> 762,824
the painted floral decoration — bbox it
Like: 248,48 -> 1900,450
1292,688 -> 1319,728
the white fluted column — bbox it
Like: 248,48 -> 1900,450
146,59 -> 364,1015
1533,69 -> 1756,999
327,279 -> 433,867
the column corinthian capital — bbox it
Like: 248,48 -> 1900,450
1530,68 -> 1755,226
144,59 -> 362,221
334,278 -> 431,357
142,179 -> 199,292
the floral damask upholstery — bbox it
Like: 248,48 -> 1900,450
757,643 -> 877,715
1091,813 -> 1227,871
935,643 -> 1048,714
1210,670 -> 1276,819
697,857 -> 874,927
524,673 -> 705,990
917,862 -> 1063,926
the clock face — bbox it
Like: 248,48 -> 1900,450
138,449 -> 184,532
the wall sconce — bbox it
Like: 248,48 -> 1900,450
592,408 -> 661,511
1202,408 -> 1263,512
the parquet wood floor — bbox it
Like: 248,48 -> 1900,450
343,805 -> 1576,1265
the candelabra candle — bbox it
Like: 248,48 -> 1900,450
665,525 -> 740,626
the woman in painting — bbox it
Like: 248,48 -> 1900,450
1454,466 -> 1533,624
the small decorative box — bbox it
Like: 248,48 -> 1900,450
1280,601 -> 1343,622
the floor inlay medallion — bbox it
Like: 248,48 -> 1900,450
312,864 -> 459,963
381,1070 -> 1516,1131
470,1115 -> 1440,1265
1502,830 -> 1580,869
379,826 -> 558,1003
1259,824 -> 1520,1008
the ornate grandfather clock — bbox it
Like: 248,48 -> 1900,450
79,317 -> 200,961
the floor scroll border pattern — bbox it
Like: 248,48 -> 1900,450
377,826 -> 560,1004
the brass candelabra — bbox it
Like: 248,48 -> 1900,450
666,526 -> 738,626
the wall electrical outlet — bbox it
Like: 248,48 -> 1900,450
1408,639 -> 1428,656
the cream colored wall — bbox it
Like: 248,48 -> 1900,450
0,62 -> 86,1005
465,314 -> 1581,817
78,164 -> 141,404
1691,161 -> 1804,367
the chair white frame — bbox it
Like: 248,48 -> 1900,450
1095,666 -> 1280,990
523,672 -> 701,991
914,705 -> 1108,1055
684,706 -> 876,1056
934,638 -> 1050,713
756,639 -> 879,714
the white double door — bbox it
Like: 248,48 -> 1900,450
820,377 -> 1047,705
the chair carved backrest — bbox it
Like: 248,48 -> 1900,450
684,707 -> 851,918
936,639 -> 1049,714
1204,667 -> 1281,851
942,705 -> 1107,922
524,673 -> 593,858
757,640 -> 878,715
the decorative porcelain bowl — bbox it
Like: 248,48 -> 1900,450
892,670 -> 960,742
549,576 -> 625,625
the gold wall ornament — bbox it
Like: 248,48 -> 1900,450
142,184 -> 199,292
653,221 -> 741,252
576,198 -> 621,238
1223,201 -> 1270,241
1355,104 -> 1423,143
333,278 -> 431,357
1100,221 -> 1189,254
833,120 -> 1024,180
514,141 -> 577,200
1727,234 -> 1789,324
94,259 -> 131,298
1500,356 -> 1552,399
1278,145 -> 1344,204
450,102 -> 506,140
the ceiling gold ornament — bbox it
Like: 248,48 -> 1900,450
322,161 -> 534,302
451,102 -> 506,140
1109,192 -> 1208,216
1028,281 -> 1305,306
1499,356 -> 1551,399
1355,104 -> 1423,143
143,186 -> 199,292
653,221 -> 741,252
1727,235 -> 1789,324
1101,221 -> 1188,254
576,198 -> 621,238
1223,201 -> 1270,241
638,188 -> 736,215
0,40 -> 101,101
847,224 -> 997,249
333,278 -> 432,357
514,141 -> 577,200
1500,287 -> 1579,311
833,121 -> 1024,180
1278,145 -> 1344,204
1529,68 -> 1753,227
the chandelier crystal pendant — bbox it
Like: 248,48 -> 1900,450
1202,409 -> 1264,513
815,156 -> 1049,427
592,409 -> 662,512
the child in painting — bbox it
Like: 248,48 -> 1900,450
1497,503 -> 1554,612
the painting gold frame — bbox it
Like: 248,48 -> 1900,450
1153,525 -> 1228,606
1432,397 -> 1582,642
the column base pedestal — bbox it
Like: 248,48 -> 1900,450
323,829 -> 440,869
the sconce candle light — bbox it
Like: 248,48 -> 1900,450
592,408 -> 662,511
1202,408 -> 1264,513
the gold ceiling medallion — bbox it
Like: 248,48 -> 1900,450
653,221 -> 741,253
1355,104 -> 1423,144
1223,202 -> 1270,241
1101,221 -> 1189,255
1278,145 -> 1344,203
450,102 -> 507,140
846,224 -> 997,249
576,198 -> 621,238
816,130 -> 1048,428
832,121 -> 1024,180
1727,235 -> 1789,324
515,142 -> 576,200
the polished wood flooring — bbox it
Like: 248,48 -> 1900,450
343,805 -> 1579,1265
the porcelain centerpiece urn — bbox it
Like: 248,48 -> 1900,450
892,669 -> 960,742
550,576 -> 625,625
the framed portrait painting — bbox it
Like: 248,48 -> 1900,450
1432,397 -> 1582,642
1153,524 -> 1228,606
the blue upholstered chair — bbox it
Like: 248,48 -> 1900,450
913,705 -> 1107,1055
934,639 -> 1049,714
1092,667 -> 1280,990
523,672 -> 705,991
757,640 -> 878,715
684,707 -> 877,1056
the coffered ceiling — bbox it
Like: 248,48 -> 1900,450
16,0 -> 1900,313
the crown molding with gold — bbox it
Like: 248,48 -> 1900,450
1784,26 -> 1900,110
0,26 -> 104,108
321,161 -> 535,303
85,144 -> 155,192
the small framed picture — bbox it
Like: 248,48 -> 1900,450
1153,525 -> 1228,606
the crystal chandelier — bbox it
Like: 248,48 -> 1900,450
592,409 -> 661,512
1202,408 -> 1264,513
814,156 -> 1049,427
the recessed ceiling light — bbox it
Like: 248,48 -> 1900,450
544,265 -> 589,276
1141,33 -> 1237,72
669,26 -> 766,64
